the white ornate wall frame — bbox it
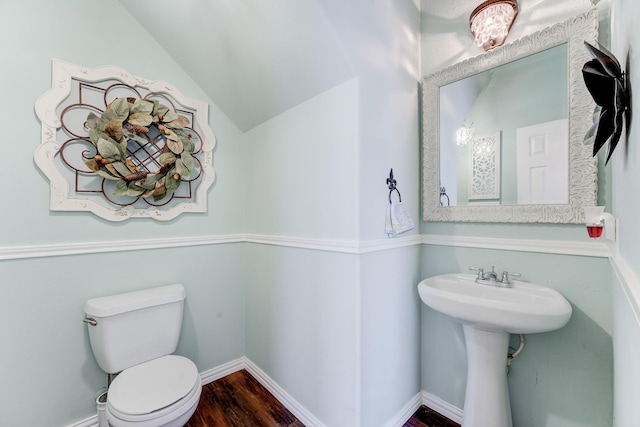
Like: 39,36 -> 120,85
35,59 -> 216,221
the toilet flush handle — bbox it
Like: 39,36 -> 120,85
83,317 -> 97,326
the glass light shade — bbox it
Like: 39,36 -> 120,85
470,0 -> 518,51
456,121 -> 474,146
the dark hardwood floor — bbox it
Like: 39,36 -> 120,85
184,369 -> 460,427
402,405 -> 460,427
185,369 -> 303,426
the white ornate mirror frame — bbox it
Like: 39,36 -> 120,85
35,59 -> 216,221
422,9 -> 598,223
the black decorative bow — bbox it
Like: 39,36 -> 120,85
582,41 -> 629,165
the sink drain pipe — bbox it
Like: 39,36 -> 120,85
507,334 -> 525,372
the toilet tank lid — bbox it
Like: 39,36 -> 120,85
84,284 -> 185,317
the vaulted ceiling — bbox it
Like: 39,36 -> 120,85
119,0 -> 596,132
118,0 -> 355,132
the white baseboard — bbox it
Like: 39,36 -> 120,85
422,390 -> 464,424
198,357 -> 246,385
68,380 -> 460,427
67,416 -> 99,427
383,392 -> 422,427
200,356 -> 327,426
199,356 -> 327,426
241,357 -> 327,427
201,359 -> 457,427
382,390 -> 463,427
68,357 -> 464,427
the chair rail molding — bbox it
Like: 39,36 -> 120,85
0,233 -> 610,261
0,234 -> 423,260
421,234 -> 609,258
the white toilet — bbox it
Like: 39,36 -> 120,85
84,284 -> 202,427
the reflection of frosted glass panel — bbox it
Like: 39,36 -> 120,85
468,132 -> 501,200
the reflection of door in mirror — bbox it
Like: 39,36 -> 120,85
516,119 -> 568,204
439,44 -> 568,206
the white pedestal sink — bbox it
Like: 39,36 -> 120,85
418,274 -> 572,427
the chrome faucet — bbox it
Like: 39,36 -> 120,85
469,266 -> 521,288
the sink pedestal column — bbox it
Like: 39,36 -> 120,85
462,324 -> 513,427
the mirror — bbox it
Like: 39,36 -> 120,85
422,10 -> 599,223
441,44 -> 568,206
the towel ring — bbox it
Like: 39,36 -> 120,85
389,187 -> 402,203
387,169 -> 402,203
440,186 -> 450,206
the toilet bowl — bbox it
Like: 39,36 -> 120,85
106,355 -> 202,427
84,284 -> 201,427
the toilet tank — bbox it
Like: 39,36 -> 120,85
84,284 -> 186,374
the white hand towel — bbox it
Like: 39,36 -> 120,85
385,201 -> 414,237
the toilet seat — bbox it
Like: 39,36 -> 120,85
107,355 -> 201,427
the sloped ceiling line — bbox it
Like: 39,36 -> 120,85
119,0 -> 355,132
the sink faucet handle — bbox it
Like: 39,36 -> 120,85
469,267 -> 484,280
501,271 -> 521,283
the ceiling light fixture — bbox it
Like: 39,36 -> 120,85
456,121 -> 474,146
469,0 -> 518,51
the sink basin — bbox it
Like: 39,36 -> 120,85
418,273 -> 572,427
418,273 -> 571,334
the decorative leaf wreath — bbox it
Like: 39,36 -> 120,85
84,97 -> 196,202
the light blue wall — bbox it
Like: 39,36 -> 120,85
0,246 -> 246,427
0,1 -> 247,426
609,0 -> 640,425
610,0 -> 640,279
419,3 -> 618,425
360,246 -> 422,426
245,245 -> 361,427
243,78 -> 359,240
7,1 -> 633,427
439,76 -> 478,205
0,0 -> 246,245
242,79 -> 362,426
1,1 -> 423,426
242,2 -> 423,425
241,27 -> 422,423
317,0 -> 422,241
611,273 -> 640,427
420,246 -> 613,426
